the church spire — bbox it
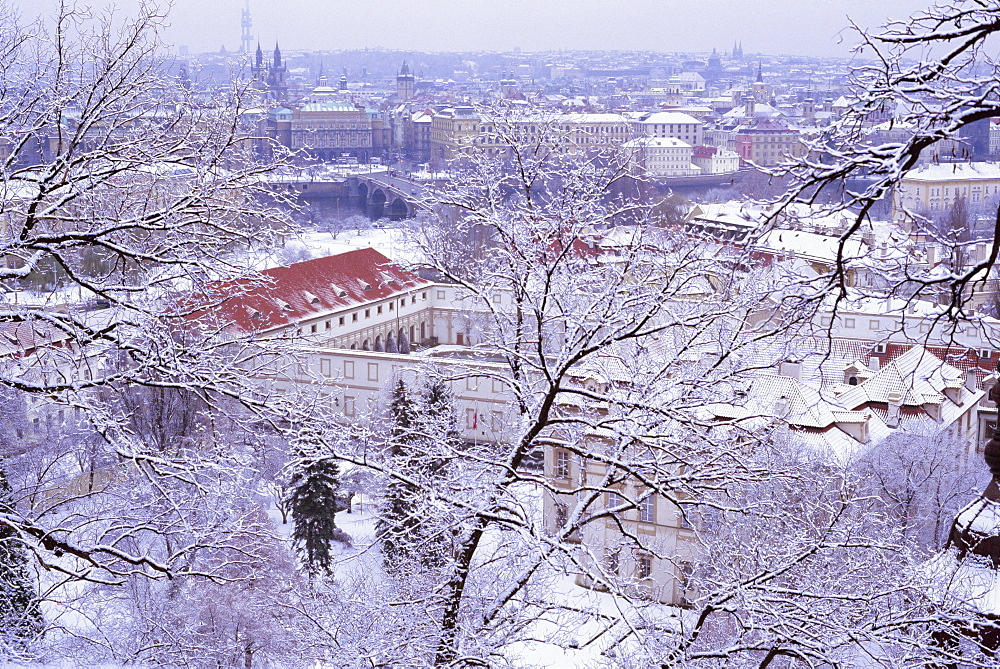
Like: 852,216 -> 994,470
756,61 -> 763,83
255,42 -> 263,68
273,42 -> 282,68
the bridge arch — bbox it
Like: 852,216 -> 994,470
369,189 -> 387,220
356,182 -> 369,212
387,197 -> 409,221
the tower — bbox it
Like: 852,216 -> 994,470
251,42 -> 266,89
240,0 -> 253,55
396,60 -> 415,101
267,43 -> 288,102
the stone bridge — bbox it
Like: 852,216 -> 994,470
349,174 -> 428,221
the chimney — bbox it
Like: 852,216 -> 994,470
886,391 -> 903,427
778,361 -> 802,380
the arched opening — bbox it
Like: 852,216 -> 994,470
374,334 -> 383,352
398,328 -> 409,354
385,334 -> 397,353
848,376 -> 859,386
356,182 -> 369,212
362,338 -> 370,351
409,325 -> 415,342
387,198 -> 408,221
369,189 -> 386,220
420,321 -> 426,341
350,343 -> 357,350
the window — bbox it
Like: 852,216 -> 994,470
606,549 -> 620,576
607,491 -> 625,513
310,324 -> 317,334
639,494 -> 655,523
352,313 -> 358,322
339,316 -> 345,326
465,376 -> 478,391
422,291 -> 427,300
844,318 -> 855,328
368,363 -> 379,382
869,320 -> 880,330
637,555 -> 653,579
437,290 -> 446,300
555,503 -> 569,529
555,450 -> 570,479
344,396 -> 356,416
388,302 -> 394,311
377,305 -> 383,315
982,349 -> 993,360
365,309 -> 370,318
466,408 -> 477,429
874,342 -> 887,354
325,320 -> 331,330
401,298 -> 406,307
344,361 -> 354,379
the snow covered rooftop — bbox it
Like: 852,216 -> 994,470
903,161 -> 1000,182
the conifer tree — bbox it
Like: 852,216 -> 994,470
378,379 -> 421,565
422,379 -> 461,455
379,378 -> 459,569
0,461 -> 42,651
288,446 -> 341,577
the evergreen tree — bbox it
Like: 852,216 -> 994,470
0,461 -> 42,651
378,378 -> 459,569
378,379 -> 421,566
288,445 -> 341,577
422,379 -> 461,454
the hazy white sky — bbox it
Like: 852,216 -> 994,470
17,0 -> 932,56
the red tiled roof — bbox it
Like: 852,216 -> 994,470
184,248 -> 430,334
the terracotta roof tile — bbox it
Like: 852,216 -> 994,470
184,248 -> 430,334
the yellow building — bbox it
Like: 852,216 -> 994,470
893,161 -> 1000,225
286,102 -> 377,162
430,106 -> 482,161
543,435 -> 697,606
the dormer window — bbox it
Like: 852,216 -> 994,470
274,298 -> 293,311
304,291 -> 321,305
360,280 -> 372,291
330,284 -> 348,298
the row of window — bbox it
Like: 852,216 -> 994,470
295,292 -> 429,337
554,451 -> 658,523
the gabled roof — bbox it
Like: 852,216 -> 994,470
185,248 -> 430,334
836,345 -> 965,410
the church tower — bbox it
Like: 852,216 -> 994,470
396,61 -> 415,101
251,42 -> 267,90
267,43 -> 288,102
